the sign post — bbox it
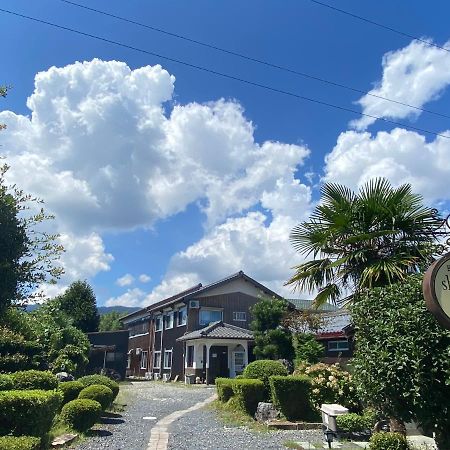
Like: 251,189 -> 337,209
423,253 -> 450,330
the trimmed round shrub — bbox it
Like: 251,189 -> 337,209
0,436 -> 41,450
336,413 -> 368,433
269,375 -> 314,421
61,398 -> 102,432
58,380 -> 85,405
11,370 -> 58,391
243,360 -> 288,398
0,389 -> 62,437
368,432 -> 409,450
78,374 -> 119,400
0,373 -> 14,391
215,378 -> 234,402
78,384 -> 113,410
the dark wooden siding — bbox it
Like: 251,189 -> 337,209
124,318 -> 152,377
187,292 -> 259,331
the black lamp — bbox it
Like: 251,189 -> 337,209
324,429 -> 335,449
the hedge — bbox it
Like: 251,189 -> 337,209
336,413 -> 368,433
0,389 -> 62,437
58,381 -> 85,405
243,360 -> 287,399
11,370 -> 58,391
78,384 -> 113,410
215,378 -> 235,402
368,432 -> 409,450
78,374 -> 119,400
231,379 -> 264,415
269,375 -> 313,421
0,373 -> 14,391
0,436 -> 41,450
60,398 -> 102,432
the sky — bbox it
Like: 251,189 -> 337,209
1,0 -> 450,307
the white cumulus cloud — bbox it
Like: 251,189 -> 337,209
138,274 -> 151,283
351,39 -> 450,130
116,273 -> 135,287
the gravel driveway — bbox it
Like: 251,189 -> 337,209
71,381 -> 214,450
72,381 -> 323,450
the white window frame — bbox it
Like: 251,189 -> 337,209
164,312 -> 174,330
140,350 -> 148,369
186,345 -> 195,368
177,307 -> 187,327
153,351 -> 161,369
163,349 -> 172,369
127,353 -> 131,369
328,340 -> 349,352
233,311 -> 247,322
155,315 -> 162,332
199,308 -> 223,326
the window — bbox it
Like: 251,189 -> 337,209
140,350 -> 148,369
163,350 -> 172,369
177,307 -> 187,326
199,309 -> 222,326
328,340 -> 349,352
233,351 -> 245,373
155,315 -> 162,332
164,312 -> 174,329
127,353 -> 131,369
153,351 -> 161,369
186,345 -> 194,367
130,322 -> 148,337
233,311 -> 247,322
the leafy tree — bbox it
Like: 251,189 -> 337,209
292,332 -> 324,365
250,297 -> 294,360
56,281 -> 100,333
99,311 -> 123,332
286,178 -> 441,306
352,275 -> 450,449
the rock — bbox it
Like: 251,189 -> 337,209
55,372 -> 74,382
51,433 -> 78,447
254,402 -> 280,423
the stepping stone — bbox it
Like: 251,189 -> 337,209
51,433 -> 78,447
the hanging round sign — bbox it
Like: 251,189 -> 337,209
423,252 -> 450,329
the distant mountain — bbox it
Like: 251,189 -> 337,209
97,306 -> 140,316
26,304 -> 140,316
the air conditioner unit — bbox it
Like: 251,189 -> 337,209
136,348 -> 142,355
154,373 -> 160,381
189,300 -> 200,309
162,373 -> 170,382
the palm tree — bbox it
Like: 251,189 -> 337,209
286,178 -> 442,306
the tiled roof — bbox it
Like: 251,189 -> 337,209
177,321 -> 254,341
287,298 -> 338,312
317,310 -> 352,335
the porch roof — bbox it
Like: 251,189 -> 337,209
177,321 -> 254,341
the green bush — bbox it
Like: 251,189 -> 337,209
58,381 -> 85,405
11,370 -> 58,391
368,432 -> 409,450
336,413 -> 368,433
243,360 -> 288,399
60,398 -> 102,432
0,373 -> 14,390
78,384 -> 113,410
215,378 -> 235,402
0,436 -> 41,450
231,379 -> 264,415
0,389 -> 62,437
269,375 -> 314,421
78,374 -> 119,400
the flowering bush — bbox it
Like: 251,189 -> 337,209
294,362 -> 360,412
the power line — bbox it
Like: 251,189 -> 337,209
1,7 -> 449,140
57,0 -> 450,121
307,0 -> 450,54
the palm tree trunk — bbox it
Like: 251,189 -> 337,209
389,417 -> 406,435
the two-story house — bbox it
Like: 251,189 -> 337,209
121,271 -> 280,383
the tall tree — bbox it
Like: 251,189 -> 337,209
56,281 -> 100,333
99,311 -> 123,332
250,297 -> 294,361
286,178 -> 441,306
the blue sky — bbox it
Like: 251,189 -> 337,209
1,0 -> 450,306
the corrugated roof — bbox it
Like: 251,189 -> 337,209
177,321 -> 254,341
317,310 -> 352,335
287,299 -> 337,312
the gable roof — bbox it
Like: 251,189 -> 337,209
177,321 -> 254,341
287,298 -> 338,312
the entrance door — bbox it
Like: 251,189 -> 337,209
209,346 -> 228,384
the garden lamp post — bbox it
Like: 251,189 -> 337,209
324,429 -> 335,449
